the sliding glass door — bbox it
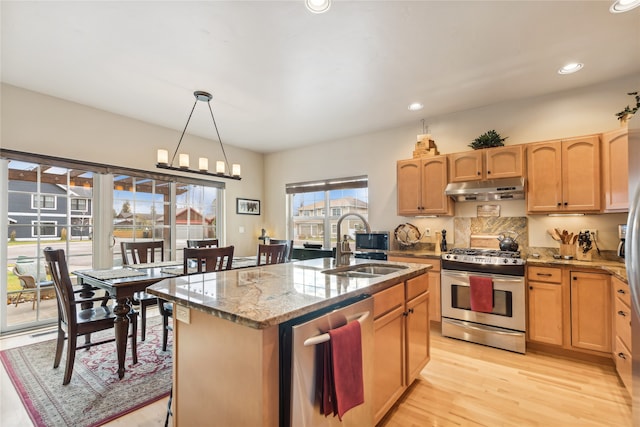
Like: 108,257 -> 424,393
3,160 -> 94,330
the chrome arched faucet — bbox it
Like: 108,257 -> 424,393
335,213 -> 371,266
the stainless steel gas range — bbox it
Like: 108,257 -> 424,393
440,248 -> 526,353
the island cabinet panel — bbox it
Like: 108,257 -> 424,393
570,271 -> 611,353
397,156 -> 452,216
602,128 -> 629,212
612,276 -> 632,393
372,273 -> 430,425
448,145 -> 524,182
388,256 -> 441,323
405,278 -> 430,384
373,283 -> 406,424
527,135 -> 601,213
527,266 -> 563,346
173,309 -> 279,427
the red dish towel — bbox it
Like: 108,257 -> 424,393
470,276 -> 494,313
324,320 -> 364,420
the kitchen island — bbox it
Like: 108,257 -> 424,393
146,257 -> 431,427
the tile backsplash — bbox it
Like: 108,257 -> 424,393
454,216 -> 528,253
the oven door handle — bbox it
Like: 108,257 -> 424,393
442,270 -> 523,284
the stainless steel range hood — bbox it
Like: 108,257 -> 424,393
444,177 -> 525,202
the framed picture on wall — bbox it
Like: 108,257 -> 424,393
236,198 -> 260,215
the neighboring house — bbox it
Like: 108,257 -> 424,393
175,207 -> 216,239
7,181 -> 92,240
294,197 -> 368,240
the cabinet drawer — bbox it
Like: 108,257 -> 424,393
613,278 -> 631,307
527,266 -> 561,283
374,283 -> 404,319
406,274 -> 429,301
614,336 -> 632,394
614,297 -> 632,349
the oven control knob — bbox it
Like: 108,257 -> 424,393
503,258 -> 509,263
512,259 -> 518,264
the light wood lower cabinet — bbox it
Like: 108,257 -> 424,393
570,271 -> 611,353
527,266 -> 563,346
372,274 -> 430,424
612,275 -> 632,393
388,256 -> 440,323
527,266 -> 613,357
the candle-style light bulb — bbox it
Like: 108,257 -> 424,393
179,154 -> 190,168
157,149 -> 169,165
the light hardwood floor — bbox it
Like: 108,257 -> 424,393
1,322 -> 631,426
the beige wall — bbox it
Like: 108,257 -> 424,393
3,73 -> 638,255
264,73 -> 639,252
1,83 -> 265,256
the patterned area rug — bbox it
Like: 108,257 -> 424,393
0,316 -> 172,427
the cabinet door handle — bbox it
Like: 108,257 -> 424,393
557,202 -> 562,206
487,170 -> 491,175
618,310 -> 627,317
477,171 -> 481,175
536,273 -> 553,277
573,277 -> 577,280
618,352 -> 627,360
529,286 -> 533,290
564,202 -> 568,206
617,289 -> 626,295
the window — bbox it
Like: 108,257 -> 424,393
31,195 -> 56,209
31,221 -> 57,237
287,176 -> 368,249
71,198 -> 88,211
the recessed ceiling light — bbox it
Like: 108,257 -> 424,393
558,63 -> 584,75
408,102 -> 424,111
610,0 -> 640,13
305,0 -> 331,14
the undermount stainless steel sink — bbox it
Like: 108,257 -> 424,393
322,263 -> 408,278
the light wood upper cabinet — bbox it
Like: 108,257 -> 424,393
397,156 -> 452,216
602,128 -> 629,212
449,145 -> 524,182
527,135 -> 601,213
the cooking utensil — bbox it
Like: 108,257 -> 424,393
548,229 -> 562,241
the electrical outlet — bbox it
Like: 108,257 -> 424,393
424,228 -> 431,237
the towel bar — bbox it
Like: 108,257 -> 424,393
303,311 -> 369,347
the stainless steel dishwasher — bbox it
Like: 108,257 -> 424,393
279,294 -> 374,427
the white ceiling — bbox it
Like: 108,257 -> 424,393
2,1 -> 639,153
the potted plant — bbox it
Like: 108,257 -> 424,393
616,91 -> 639,123
469,130 -> 508,150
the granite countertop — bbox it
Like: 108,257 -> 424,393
526,256 -> 627,282
146,258 -> 431,329
387,247 -> 628,283
387,249 -> 442,259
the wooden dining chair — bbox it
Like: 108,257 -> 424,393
186,239 -> 219,248
120,240 -> 164,341
256,243 -> 288,266
183,245 -> 235,274
159,245 -> 235,351
44,247 -> 138,385
268,239 -> 293,262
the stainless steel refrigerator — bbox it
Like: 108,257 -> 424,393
626,118 -> 640,425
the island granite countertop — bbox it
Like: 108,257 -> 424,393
146,257 -> 431,329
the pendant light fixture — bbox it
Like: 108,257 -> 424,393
156,90 -> 241,180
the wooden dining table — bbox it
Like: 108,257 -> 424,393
73,256 -> 259,379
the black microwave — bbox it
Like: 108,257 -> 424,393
355,232 -> 389,252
